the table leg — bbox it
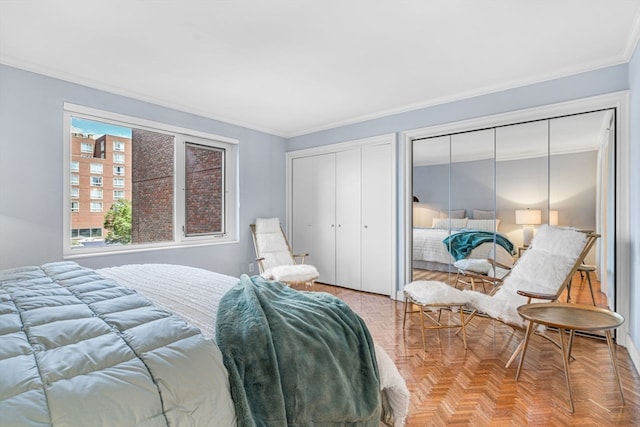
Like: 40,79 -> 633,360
558,327 -> 575,413
605,330 -> 625,405
515,320 -> 536,380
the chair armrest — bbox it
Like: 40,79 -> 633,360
517,289 -> 557,301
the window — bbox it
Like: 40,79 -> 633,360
71,174 -> 79,185
71,161 -> 79,172
71,202 -> 79,212
71,188 -> 79,199
90,188 -> 103,199
64,104 -> 239,256
81,142 -> 93,153
90,163 -> 103,174
113,153 -> 125,164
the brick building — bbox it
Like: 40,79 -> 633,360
70,133 -> 132,242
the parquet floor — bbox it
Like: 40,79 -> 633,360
300,271 -> 640,426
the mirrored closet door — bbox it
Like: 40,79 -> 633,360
411,108 -> 615,310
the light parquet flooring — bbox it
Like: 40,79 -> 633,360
300,271 -> 640,426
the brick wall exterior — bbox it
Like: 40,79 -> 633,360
131,129 -> 175,243
185,144 -> 223,235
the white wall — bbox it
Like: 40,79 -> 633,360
0,65 -> 286,277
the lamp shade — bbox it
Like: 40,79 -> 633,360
549,210 -> 559,226
515,209 -> 542,225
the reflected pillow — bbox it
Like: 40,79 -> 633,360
432,218 -> 468,229
439,209 -> 466,219
473,209 -> 495,220
467,219 -> 500,232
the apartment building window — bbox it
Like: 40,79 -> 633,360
71,201 -> 79,212
90,163 -> 103,174
71,188 -> 79,199
81,142 -> 93,153
64,103 -> 239,255
71,161 -> 79,172
90,188 -> 103,199
113,153 -> 125,164
71,175 -> 79,185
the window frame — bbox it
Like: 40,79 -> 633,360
63,103 -> 239,257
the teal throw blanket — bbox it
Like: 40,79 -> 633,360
216,275 -> 381,427
443,230 -> 515,260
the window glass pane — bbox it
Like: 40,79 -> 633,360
185,142 -> 224,236
71,161 -> 79,172
90,163 -> 103,174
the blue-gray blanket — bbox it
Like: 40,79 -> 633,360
216,274 -> 381,427
443,230 -> 515,260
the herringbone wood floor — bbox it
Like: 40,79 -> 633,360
299,271 -> 640,426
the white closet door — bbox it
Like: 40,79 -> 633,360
312,153 -> 337,284
335,148 -> 361,290
291,156 -> 314,263
361,144 -> 392,295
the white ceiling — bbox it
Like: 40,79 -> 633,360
1,1 -> 639,137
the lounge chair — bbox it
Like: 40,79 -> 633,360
250,217 -> 319,287
404,225 -> 599,361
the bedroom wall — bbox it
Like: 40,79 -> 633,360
0,64 -> 286,277
287,64 -> 628,291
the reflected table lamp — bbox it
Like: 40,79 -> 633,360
515,209 -> 542,246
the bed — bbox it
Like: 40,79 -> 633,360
413,218 -> 516,273
0,261 -> 409,427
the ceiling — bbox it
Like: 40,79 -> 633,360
1,1 -> 639,138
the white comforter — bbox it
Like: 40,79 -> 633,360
97,264 -> 410,427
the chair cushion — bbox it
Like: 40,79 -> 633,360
453,259 -> 492,274
255,217 -> 282,233
263,264 -> 319,283
404,281 -> 469,305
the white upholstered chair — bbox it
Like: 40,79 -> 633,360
250,217 -> 319,287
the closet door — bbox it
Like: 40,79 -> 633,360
311,153 -> 337,284
361,144 -> 392,295
335,149 -> 362,290
291,156 -> 314,264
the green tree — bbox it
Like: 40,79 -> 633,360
104,199 -> 132,244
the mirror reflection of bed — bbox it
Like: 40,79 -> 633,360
411,109 -> 615,312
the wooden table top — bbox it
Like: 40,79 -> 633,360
517,302 -> 624,331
